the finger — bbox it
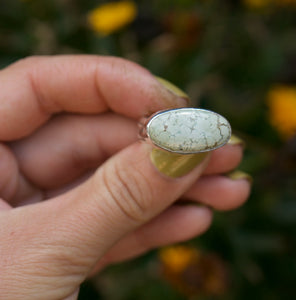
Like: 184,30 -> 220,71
0,199 -> 12,210
64,289 -> 79,300
0,55 -> 187,140
0,142 -> 210,299
184,175 -> 251,210
0,144 -> 19,200
204,144 -> 243,174
11,118 -> 243,191
93,205 -> 212,271
0,143 -> 41,206
11,113 -> 138,189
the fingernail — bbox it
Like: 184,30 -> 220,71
226,170 -> 253,184
154,76 -> 190,104
150,148 -> 209,178
227,134 -> 245,148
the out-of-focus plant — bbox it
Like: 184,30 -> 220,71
159,245 -> 229,298
0,0 -> 296,299
267,85 -> 296,139
244,0 -> 296,9
87,1 -> 137,35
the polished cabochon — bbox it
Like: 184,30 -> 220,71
146,108 -> 232,154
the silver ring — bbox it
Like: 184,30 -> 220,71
140,108 -> 232,154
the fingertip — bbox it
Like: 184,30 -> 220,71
211,177 -> 251,211
141,204 -> 213,245
160,205 -> 213,241
167,205 -> 213,242
190,205 -> 213,234
221,178 -> 251,210
205,144 -> 244,174
185,175 -> 251,211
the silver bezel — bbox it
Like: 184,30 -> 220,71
145,107 -> 232,154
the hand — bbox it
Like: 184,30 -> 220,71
0,56 -> 250,300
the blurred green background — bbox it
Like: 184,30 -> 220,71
1,0 -> 296,299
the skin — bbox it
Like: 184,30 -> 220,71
0,55 -> 250,300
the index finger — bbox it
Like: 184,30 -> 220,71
0,55 -> 187,140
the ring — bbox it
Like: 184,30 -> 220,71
140,108 -> 232,154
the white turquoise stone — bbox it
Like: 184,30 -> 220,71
146,108 -> 231,154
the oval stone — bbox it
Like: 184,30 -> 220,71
146,108 -> 231,154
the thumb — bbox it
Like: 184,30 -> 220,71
0,142 -> 209,300
52,141 -> 210,265
70,142 -> 210,250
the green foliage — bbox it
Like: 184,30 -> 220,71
1,0 -> 296,299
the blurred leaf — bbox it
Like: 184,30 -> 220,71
1,0 -> 296,299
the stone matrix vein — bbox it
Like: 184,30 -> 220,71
147,108 -> 231,154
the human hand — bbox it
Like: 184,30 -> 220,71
0,56 -> 250,300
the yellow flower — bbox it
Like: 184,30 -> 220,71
276,0 -> 296,5
243,0 -> 296,8
267,85 -> 296,139
159,245 -> 228,297
159,245 -> 200,273
243,0 -> 272,9
87,1 -> 137,35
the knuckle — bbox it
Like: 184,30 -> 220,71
102,161 -> 153,223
